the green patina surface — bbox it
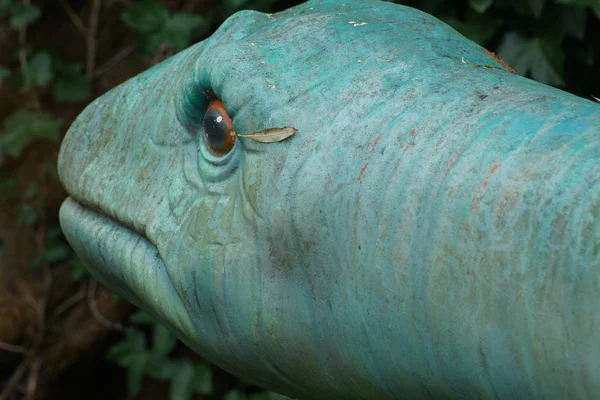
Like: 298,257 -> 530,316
57,0 -> 600,399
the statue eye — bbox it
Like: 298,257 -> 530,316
203,99 -> 235,155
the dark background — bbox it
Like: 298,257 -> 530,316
0,1 -> 598,399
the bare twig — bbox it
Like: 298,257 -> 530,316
92,43 -> 137,80
24,358 -> 41,400
87,280 -> 123,331
86,0 -> 102,79
18,0 -> 31,69
52,288 -> 87,317
0,362 -> 28,400
0,340 -> 27,354
58,0 -> 87,38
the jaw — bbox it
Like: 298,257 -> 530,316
58,197 -> 196,341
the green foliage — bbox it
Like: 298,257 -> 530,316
9,2 -> 40,30
52,62 -> 92,103
121,0 -> 206,54
107,310 -> 292,400
395,0 -> 600,95
0,110 -> 63,159
107,310 -> 213,400
0,66 -> 10,86
21,51 -> 53,89
30,224 -> 71,268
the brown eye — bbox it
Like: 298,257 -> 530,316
203,99 -> 235,154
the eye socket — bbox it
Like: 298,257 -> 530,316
203,99 -> 235,155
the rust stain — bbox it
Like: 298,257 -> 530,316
470,164 -> 501,211
400,144 -> 405,149
482,48 -> 518,75
409,129 -> 415,136
358,163 -> 368,182
370,134 -> 382,152
315,145 -> 319,151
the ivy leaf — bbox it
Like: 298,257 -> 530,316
469,0 -> 493,14
16,204 -> 39,226
555,0 -> 600,18
444,11 -> 501,45
152,323 -> 177,358
169,361 -> 195,400
9,3 -> 41,30
527,0 -> 547,18
121,0 -> 168,33
0,110 -> 63,159
52,63 -> 92,103
138,30 -> 164,54
106,328 -> 149,397
21,51 -> 53,90
0,0 -> 12,14
190,362 -> 212,395
225,391 -> 248,400
70,258 -> 89,281
0,66 -> 10,86
498,32 -> 564,86
161,12 -> 205,51
129,310 -> 156,325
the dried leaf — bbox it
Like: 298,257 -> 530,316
237,127 -> 297,143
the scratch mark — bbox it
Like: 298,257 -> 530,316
470,164 -> 501,211
370,134 -> 382,152
358,163 -> 368,182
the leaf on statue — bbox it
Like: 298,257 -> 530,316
121,0 -> 169,34
52,63 -> 92,103
9,3 -> 41,30
498,32 -> 564,86
0,66 -> 10,86
237,127 -> 297,143
169,361 -> 195,400
469,0 -> 493,14
0,110 -> 63,159
162,12 -> 206,51
21,51 -> 53,90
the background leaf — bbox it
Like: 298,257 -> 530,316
9,3 -> 41,30
0,110 -> 63,158
52,63 -> 92,103
121,0 -> 169,33
498,32 -> 564,86
21,51 -> 53,89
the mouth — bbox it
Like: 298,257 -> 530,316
59,197 -> 179,323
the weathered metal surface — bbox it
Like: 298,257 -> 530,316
57,0 -> 600,398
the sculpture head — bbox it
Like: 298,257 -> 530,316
58,0 -> 600,399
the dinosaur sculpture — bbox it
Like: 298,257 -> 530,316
57,0 -> 600,398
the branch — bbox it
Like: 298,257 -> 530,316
58,0 -> 87,38
86,0 -> 102,80
92,43 -> 137,80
